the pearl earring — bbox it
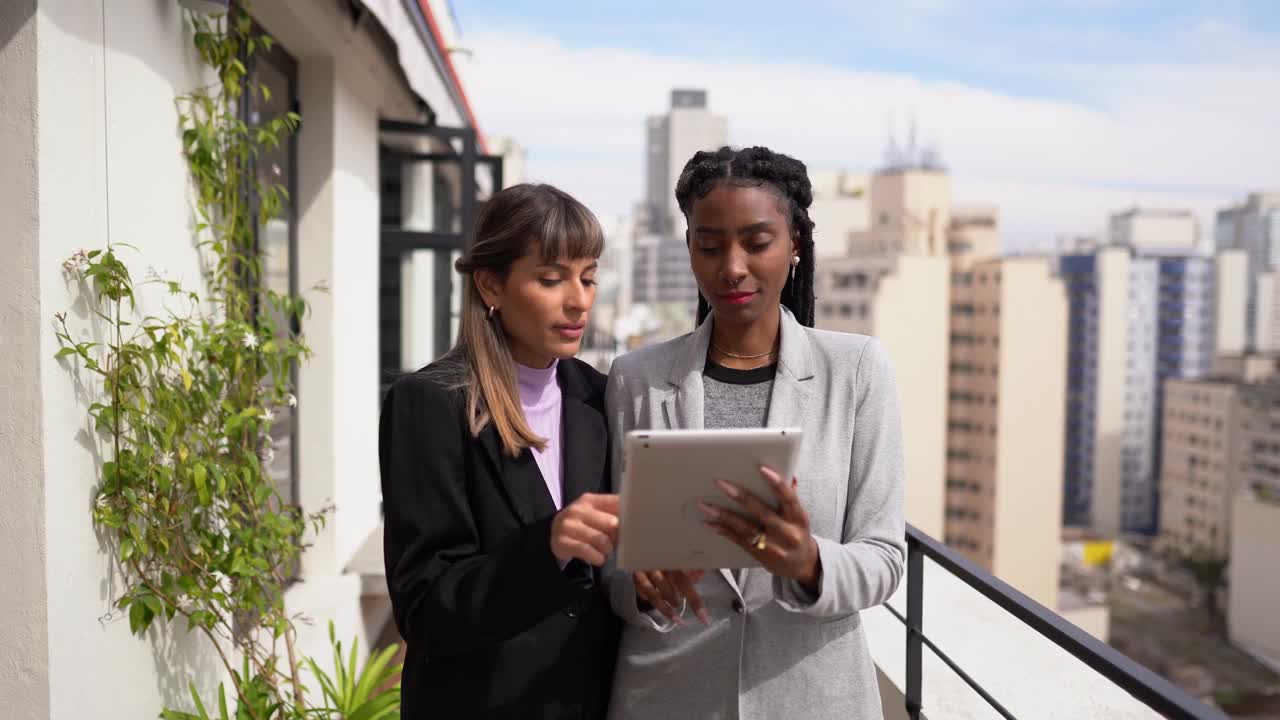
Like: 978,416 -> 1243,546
790,255 -> 800,267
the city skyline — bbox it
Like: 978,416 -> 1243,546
454,0 -> 1280,253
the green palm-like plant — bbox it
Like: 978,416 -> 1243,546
305,622 -> 403,720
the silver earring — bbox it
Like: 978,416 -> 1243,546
488,305 -> 497,319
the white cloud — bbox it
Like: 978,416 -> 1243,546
457,28 -> 1280,252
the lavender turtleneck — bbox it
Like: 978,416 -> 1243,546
515,359 -> 563,510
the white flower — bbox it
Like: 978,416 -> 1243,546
63,249 -> 89,274
217,437 -> 230,455
241,332 -> 259,349
95,494 -> 111,510
286,393 -> 297,408
259,407 -> 275,423
157,451 -> 175,469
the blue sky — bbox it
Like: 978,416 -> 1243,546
454,0 -> 1279,97
452,0 -> 1280,249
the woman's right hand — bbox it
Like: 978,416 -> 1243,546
634,569 -> 710,626
550,493 -> 620,567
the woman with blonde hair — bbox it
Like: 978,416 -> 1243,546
381,183 -> 620,719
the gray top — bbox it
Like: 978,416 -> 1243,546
701,359 -> 775,430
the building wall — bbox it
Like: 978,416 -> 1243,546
945,258 -> 1065,606
293,56 -> 385,581
992,259 -> 1067,608
0,1 -> 51,717
850,170 -> 951,258
1214,249 -> 1248,359
874,256 -> 951,539
33,3 -> 224,715
1216,194 -> 1280,351
1237,380 -> 1280,497
1062,247 -> 1160,537
1257,272 -> 1279,352
1119,257 -> 1160,533
1087,248 -> 1131,536
809,169 -> 868,259
1109,209 -> 1199,255
948,206 -> 1000,261
665,106 -> 727,234
1228,494 -> 1280,673
1157,379 -> 1238,555
6,0 -> 439,714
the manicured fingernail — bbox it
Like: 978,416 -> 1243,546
696,608 -> 711,626
697,501 -> 721,520
715,479 -> 740,498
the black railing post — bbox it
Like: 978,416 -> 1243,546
906,534 -> 924,720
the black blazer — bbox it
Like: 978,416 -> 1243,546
379,354 -> 619,719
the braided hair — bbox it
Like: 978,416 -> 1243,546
674,146 -> 816,327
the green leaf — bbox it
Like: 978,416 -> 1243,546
187,681 -> 211,720
129,599 -> 146,635
55,347 -> 78,359
119,538 -> 135,563
194,464 -> 211,506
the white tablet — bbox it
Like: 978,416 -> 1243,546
616,427 -> 803,571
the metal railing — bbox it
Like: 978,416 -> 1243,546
886,525 -> 1227,720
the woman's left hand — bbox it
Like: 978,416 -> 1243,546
699,465 -> 822,592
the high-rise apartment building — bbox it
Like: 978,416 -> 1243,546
945,255 -> 1067,607
816,165 -> 952,539
1157,354 -> 1280,556
643,89 -> 728,236
816,154 -> 1068,606
633,90 -> 728,314
1216,192 -> 1280,351
630,232 -> 699,308
1060,248 -> 1161,536
1059,242 -> 1243,537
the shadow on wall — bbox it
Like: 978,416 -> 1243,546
0,0 -> 35,55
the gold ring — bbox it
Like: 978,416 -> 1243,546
753,532 -> 768,551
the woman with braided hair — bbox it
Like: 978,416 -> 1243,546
604,146 -> 906,719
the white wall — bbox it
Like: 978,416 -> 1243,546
1092,248 -> 1131,537
0,2 -> 52,717
7,0 -> 423,714
1110,211 -> 1199,254
1216,249 -> 1248,355
34,2 -> 224,716
1229,494 -> 1280,673
294,58 -> 384,583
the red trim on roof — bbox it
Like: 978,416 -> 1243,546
416,0 -> 487,154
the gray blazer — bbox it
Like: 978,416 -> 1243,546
604,306 -> 907,720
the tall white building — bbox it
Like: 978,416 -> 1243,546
1216,192 -> 1280,351
1060,246 -> 1247,537
643,89 -> 728,236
